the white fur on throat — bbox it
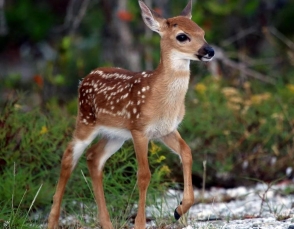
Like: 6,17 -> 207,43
169,50 -> 191,71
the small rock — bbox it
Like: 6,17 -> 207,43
182,226 -> 193,229
288,225 -> 294,229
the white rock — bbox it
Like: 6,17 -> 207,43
182,225 -> 193,229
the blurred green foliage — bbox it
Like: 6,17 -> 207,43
180,76 -> 294,187
3,0 -> 55,44
1,0 -> 293,93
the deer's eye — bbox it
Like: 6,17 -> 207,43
176,34 -> 190,42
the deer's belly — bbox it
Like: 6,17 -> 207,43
98,115 -> 183,140
144,116 -> 182,139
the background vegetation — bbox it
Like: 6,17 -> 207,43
1,0 -> 294,228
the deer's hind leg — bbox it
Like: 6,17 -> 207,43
48,124 -> 100,229
86,137 -> 125,229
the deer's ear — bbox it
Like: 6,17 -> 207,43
180,0 -> 192,19
139,0 -> 165,35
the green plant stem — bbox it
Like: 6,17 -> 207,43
21,184 -> 43,228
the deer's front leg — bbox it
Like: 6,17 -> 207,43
161,130 -> 194,220
131,130 -> 151,229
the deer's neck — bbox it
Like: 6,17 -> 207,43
150,50 -> 191,106
156,49 -> 190,77
141,51 -> 190,138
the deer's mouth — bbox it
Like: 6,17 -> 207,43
196,54 -> 213,61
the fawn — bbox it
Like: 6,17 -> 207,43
48,0 -> 214,228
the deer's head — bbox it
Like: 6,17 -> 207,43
139,0 -> 214,62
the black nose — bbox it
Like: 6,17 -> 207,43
204,46 -> 214,58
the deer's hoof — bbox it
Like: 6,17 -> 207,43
174,201 -> 182,220
174,208 -> 181,220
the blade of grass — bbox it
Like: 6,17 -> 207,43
10,162 -> 16,224
12,162 -> 15,208
21,183 -> 43,228
120,180 -> 138,229
81,170 -> 95,200
10,189 -> 28,227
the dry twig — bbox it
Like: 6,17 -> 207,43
210,46 -> 275,85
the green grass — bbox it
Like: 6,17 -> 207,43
0,95 -> 174,228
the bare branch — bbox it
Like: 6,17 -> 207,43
0,0 -> 8,36
212,46 -> 275,84
70,0 -> 91,34
52,0 -> 92,35
268,26 -> 294,50
221,27 -> 257,47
